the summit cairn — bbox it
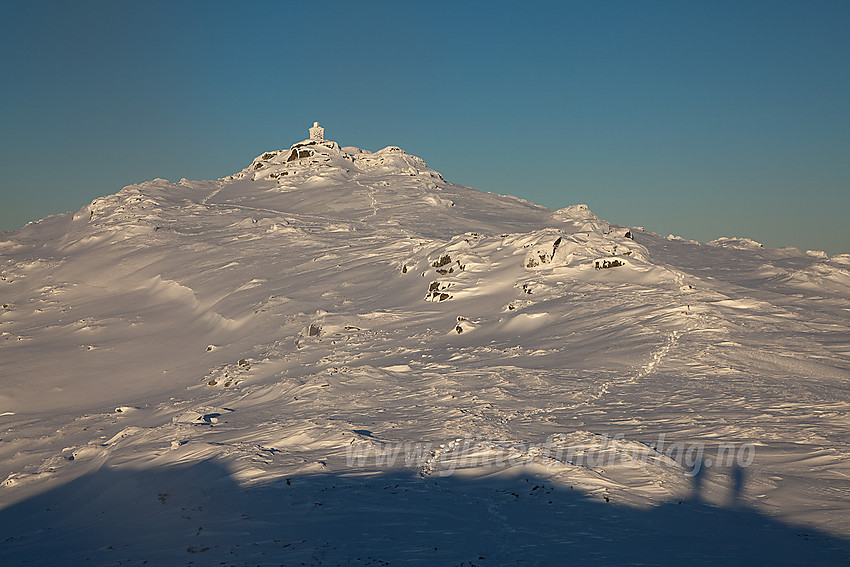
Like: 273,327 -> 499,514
309,121 -> 324,140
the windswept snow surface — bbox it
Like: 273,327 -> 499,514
1,137 -> 850,565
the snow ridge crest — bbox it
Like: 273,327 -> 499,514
236,136 -> 443,184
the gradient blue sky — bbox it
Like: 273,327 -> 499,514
2,0 -> 849,254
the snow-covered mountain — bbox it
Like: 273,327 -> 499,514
2,128 -> 850,565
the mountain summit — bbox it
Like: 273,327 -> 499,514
1,125 -> 850,564
227,125 -> 556,237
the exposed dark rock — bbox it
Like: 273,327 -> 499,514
425,281 -> 452,301
594,259 -> 624,269
432,254 -> 452,268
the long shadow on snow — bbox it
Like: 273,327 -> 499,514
0,460 -> 848,566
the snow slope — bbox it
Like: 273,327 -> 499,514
1,133 -> 849,565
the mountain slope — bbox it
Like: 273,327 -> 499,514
1,132 -> 850,564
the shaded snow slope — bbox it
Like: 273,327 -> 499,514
1,134 -> 849,565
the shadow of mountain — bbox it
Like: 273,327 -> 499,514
1,460 -> 848,566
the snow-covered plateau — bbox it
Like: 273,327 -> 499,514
1,132 -> 849,565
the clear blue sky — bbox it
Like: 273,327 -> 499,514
2,0 -> 848,254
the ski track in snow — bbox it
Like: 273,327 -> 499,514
199,180 -> 224,205
1,135 -> 850,564
585,328 -> 683,403
356,179 -> 381,220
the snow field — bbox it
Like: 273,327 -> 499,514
1,136 -> 849,564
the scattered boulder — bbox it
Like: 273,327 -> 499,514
425,281 -> 452,301
432,254 -> 452,268
552,236 -> 563,254
525,236 -> 564,268
505,299 -> 534,312
594,258 -> 625,270
203,357 -> 254,388
454,315 -> 477,334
